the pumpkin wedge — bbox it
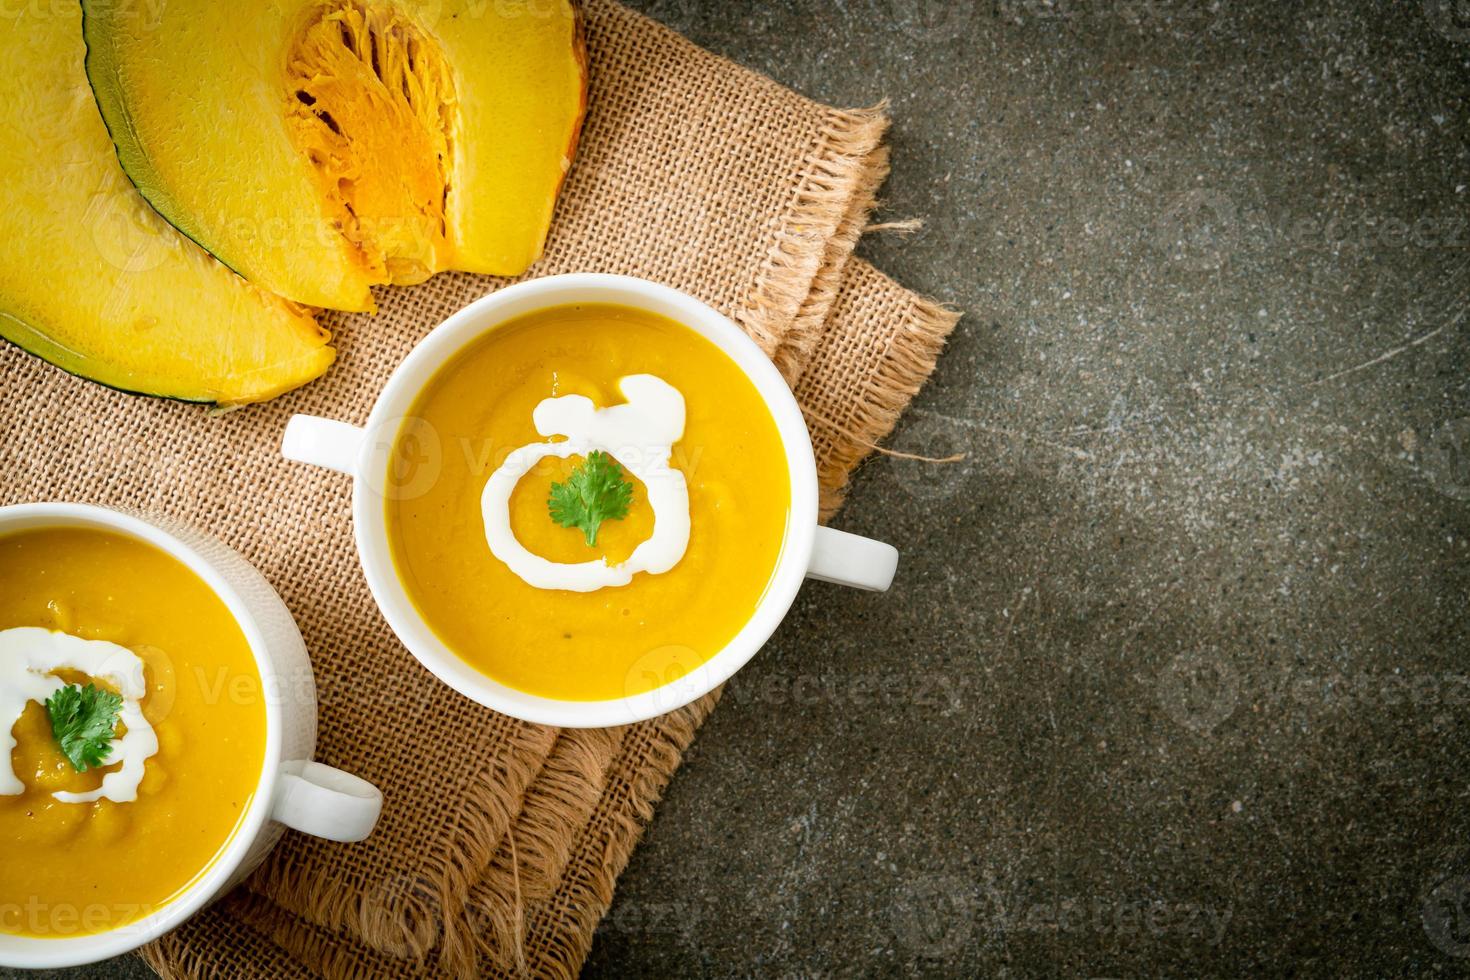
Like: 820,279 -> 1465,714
82,0 -> 588,313
0,4 -> 333,405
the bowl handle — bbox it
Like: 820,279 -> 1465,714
271,760 -> 383,843
806,526 -> 899,592
282,414 -> 364,476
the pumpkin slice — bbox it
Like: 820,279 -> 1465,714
82,0 -> 587,312
0,4 -> 333,405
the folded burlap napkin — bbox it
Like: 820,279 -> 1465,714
0,1 -> 957,976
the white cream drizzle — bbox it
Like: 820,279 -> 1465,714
481,374 -> 691,593
0,627 -> 159,804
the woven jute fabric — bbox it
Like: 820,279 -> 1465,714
0,0 -> 957,976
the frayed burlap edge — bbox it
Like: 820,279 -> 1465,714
439,727 -> 625,975
773,142 -> 890,386
736,103 -> 890,361
804,270 -> 962,520
241,721 -> 559,961
495,692 -> 721,980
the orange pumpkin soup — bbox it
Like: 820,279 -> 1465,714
386,303 -> 791,701
0,527 -> 266,938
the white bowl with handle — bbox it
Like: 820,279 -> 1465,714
282,274 -> 899,728
0,502 -> 382,970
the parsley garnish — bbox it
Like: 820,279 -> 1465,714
548,450 -> 634,546
45,683 -> 122,773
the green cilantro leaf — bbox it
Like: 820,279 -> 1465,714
548,450 -> 634,547
45,683 -> 123,773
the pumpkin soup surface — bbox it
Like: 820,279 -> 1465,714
0,528 -> 266,938
386,304 -> 791,700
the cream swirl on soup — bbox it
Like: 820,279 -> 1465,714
0,627 -> 159,804
480,374 -> 691,593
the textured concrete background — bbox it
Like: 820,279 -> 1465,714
11,0 -> 1470,977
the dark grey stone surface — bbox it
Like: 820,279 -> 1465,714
10,0 -> 1469,976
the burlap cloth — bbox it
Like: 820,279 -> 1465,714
0,1 -> 958,975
